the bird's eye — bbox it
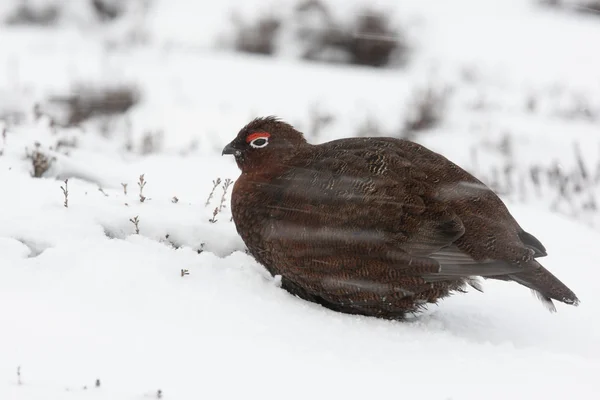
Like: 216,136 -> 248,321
250,137 -> 269,149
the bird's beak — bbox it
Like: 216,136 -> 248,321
222,142 -> 238,156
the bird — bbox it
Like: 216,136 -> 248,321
222,116 -> 580,319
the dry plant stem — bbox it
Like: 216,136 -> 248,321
205,178 -> 221,206
61,179 -> 69,208
138,174 -> 146,202
129,215 -> 140,234
121,183 -> 128,195
209,207 -> 219,223
218,178 -> 233,212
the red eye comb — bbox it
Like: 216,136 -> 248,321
246,132 -> 270,143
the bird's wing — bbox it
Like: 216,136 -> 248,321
264,147 -> 464,256
263,146 -> 530,280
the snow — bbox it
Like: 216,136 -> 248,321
1,0 -> 600,399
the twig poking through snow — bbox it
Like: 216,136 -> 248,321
98,187 -> 109,197
218,178 -> 233,213
121,183 -> 128,195
157,389 -> 163,399
209,207 -> 219,223
205,178 -> 221,207
17,366 -> 21,385
172,196 -> 179,203
129,215 -> 140,234
138,174 -> 147,202
61,179 -> 69,208
181,269 -> 189,277
95,379 -> 101,388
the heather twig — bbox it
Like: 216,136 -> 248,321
138,174 -> 146,202
218,179 -> 233,213
209,207 -> 219,223
205,178 -> 221,206
60,179 -> 69,208
129,215 -> 140,234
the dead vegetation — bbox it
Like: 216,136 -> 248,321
205,178 -> 222,207
60,179 -> 69,208
139,129 -> 165,155
472,136 -> 600,223
232,13 -> 282,55
539,0 -> 600,17
218,178 -> 233,213
5,2 -> 60,26
45,84 -> 140,127
581,1 -> 600,14
229,0 -> 409,68
129,215 -> 140,234
25,143 -> 55,178
352,83 -> 449,140
92,0 -> 124,22
295,0 -> 408,67
137,174 -> 147,203
206,177 -> 234,223
4,0 -> 147,26
555,94 -> 598,122
400,85 -> 450,139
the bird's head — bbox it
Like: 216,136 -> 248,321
222,116 -> 308,173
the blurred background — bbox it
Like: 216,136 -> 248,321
1,0 -> 599,227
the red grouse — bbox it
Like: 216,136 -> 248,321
222,116 -> 579,319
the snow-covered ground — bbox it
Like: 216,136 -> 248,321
1,0 -> 600,399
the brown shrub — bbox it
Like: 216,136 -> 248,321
46,84 -> 140,126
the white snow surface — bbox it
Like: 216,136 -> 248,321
1,0 -> 600,399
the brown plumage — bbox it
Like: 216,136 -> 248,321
222,116 -> 580,319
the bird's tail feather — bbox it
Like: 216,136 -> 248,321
492,261 -> 579,312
